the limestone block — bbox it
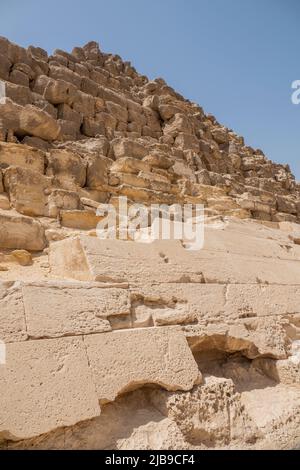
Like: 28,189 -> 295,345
128,108 -> 147,127
66,136 -> 110,158
143,107 -> 162,132
90,69 -> 108,86
58,119 -> 80,140
0,142 -> 45,173
81,77 -> 100,97
131,283 -> 226,324
57,103 -> 82,128
82,116 -> 105,138
60,209 -> 103,230
110,157 -> 151,175
48,236 -> 300,286
164,114 -> 193,137
118,185 -> 176,204
23,282 -> 130,338
0,337 -> 100,440
33,75 -> 76,105
49,65 -> 82,88
47,189 -> 81,218
138,171 -> 171,192
4,167 -> 51,217
0,53 -> 11,80
97,85 -> 127,108
158,104 -> 183,121
225,284 -> 300,319
31,93 -> 57,119
211,127 -> 229,145
10,68 -> 29,87
175,133 -> 200,152
0,211 -> 46,251
273,212 -> 298,223
0,281 -> 27,343
0,193 -> 10,210
72,90 -> 95,117
115,172 -> 150,189
0,98 -> 61,142
84,327 -> 200,403
74,63 -> 90,78
203,222 -> 300,261
112,138 -> 148,160
19,105 -> 61,141
95,112 -> 117,133
106,101 -> 128,123
143,152 -> 173,170
277,196 -> 297,215
5,82 -> 32,106
21,136 -> 50,153
172,159 -> 196,180
46,149 -> 86,188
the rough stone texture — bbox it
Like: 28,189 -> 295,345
0,37 -> 299,450
23,282 -> 130,338
0,210 -> 46,251
84,327 -> 201,403
0,281 -> 27,343
0,142 -> 45,173
0,337 -> 100,440
49,235 -> 300,286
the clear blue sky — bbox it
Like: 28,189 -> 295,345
1,0 -> 300,180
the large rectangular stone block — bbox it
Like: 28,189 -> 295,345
0,211 -> 46,251
84,327 -> 200,403
225,284 -> 300,319
49,236 -> 300,286
0,337 -> 100,440
0,142 -> 45,173
23,281 -> 130,338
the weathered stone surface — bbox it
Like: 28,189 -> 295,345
203,220 -> 300,261
186,319 -> 290,360
49,235 -> 300,286
19,105 -> 61,141
84,327 -> 200,403
150,376 -> 259,448
23,281 -> 130,338
86,155 -> 112,189
0,281 -> 27,342
33,75 -> 75,105
0,337 -> 100,440
46,149 -> 86,188
143,152 -> 173,170
0,142 -> 45,173
0,98 -> 61,141
112,138 -> 148,160
4,167 -> 51,216
131,283 -> 226,325
0,211 -> 46,251
60,210 -> 103,230
225,284 -> 300,319
47,189 -> 81,218
0,193 -> 10,210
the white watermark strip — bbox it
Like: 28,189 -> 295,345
0,340 -> 6,365
291,80 -> 300,105
96,197 -> 228,251
0,80 -> 6,105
